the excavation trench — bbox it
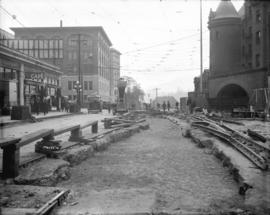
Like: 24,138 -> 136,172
56,118 -> 246,214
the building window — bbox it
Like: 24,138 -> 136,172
84,81 -> 88,90
0,39 -> 63,59
248,44 -> 252,57
256,54 -> 260,67
84,95 -> 88,101
68,81 -> 72,90
216,31 -> 219,40
256,31 -> 261,44
89,81 -> 93,90
256,10 -> 261,23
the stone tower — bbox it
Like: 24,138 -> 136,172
208,0 -> 241,78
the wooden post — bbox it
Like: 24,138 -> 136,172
69,127 -> 82,141
0,138 -> 21,179
92,122 -> 98,133
2,144 -> 20,179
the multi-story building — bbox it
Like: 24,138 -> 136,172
9,26 -> 114,105
109,48 -> 121,103
206,0 -> 270,110
0,43 -> 61,114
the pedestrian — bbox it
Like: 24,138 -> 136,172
175,101 -> 179,111
167,101 -> 171,112
108,103 -> 111,114
35,97 -> 40,115
162,101 -> 166,113
41,98 -> 47,115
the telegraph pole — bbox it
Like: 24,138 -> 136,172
72,34 -> 87,106
200,0 -> 203,93
78,34 -> 81,106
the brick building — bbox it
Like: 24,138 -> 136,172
9,26 -> 119,105
110,48 -> 121,103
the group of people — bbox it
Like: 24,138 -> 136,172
156,101 -> 179,113
30,96 -> 50,115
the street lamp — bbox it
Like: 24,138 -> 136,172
73,80 -> 82,106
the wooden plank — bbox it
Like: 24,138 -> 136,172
54,125 -> 80,136
80,120 -> 98,130
0,138 -> 21,148
35,190 -> 69,215
18,129 -> 53,148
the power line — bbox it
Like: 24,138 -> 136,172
0,5 -> 25,27
123,30 -> 208,55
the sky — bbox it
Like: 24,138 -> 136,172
0,0 -> 244,99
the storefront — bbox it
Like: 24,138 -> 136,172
0,44 -> 61,116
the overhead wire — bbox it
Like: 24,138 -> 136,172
0,5 -> 25,27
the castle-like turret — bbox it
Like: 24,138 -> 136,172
208,0 -> 241,78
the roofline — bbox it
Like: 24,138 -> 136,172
0,44 -> 62,75
110,48 -> 121,55
10,26 -> 112,46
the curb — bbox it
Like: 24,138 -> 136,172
0,112 -> 81,128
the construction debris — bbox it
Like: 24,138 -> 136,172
103,112 -> 146,129
190,114 -> 269,170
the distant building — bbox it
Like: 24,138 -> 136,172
6,26 -> 116,104
110,48 -> 121,103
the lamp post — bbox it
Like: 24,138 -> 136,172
73,80 -> 82,107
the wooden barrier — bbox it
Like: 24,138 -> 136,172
80,120 -> 98,133
0,120 -> 98,179
0,129 -> 53,179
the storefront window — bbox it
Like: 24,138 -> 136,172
0,67 -> 4,79
5,68 -> 11,79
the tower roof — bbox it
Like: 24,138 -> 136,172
214,0 -> 239,19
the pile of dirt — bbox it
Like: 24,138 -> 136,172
0,185 -> 63,209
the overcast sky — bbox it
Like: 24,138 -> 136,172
1,0 -> 244,98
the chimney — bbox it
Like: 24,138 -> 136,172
60,20 -> 63,27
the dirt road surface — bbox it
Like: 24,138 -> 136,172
56,118 -> 245,214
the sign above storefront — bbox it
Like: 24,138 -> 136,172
25,72 -> 44,82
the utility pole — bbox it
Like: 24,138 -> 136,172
71,34 -> 87,107
200,0 -> 203,93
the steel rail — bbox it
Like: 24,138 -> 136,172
191,123 -> 268,170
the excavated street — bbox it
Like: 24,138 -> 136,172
56,117 -> 245,214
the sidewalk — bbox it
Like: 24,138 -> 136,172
0,111 -> 74,128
